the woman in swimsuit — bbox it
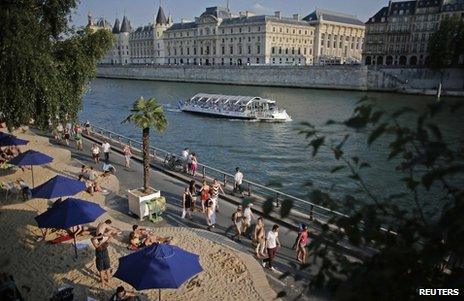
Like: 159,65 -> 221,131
210,179 -> 224,212
200,179 -> 210,213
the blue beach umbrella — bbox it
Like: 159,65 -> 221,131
32,175 -> 86,199
35,197 -> 106,257
0,135 -> 28,147
8,150 -> 53,187
114,243 -> 203,300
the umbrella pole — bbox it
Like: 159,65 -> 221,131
159,289 -> 161,301
31,165 -> 35,188
73,235 -> 78,259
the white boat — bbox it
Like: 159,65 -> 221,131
179,93 -> 292,122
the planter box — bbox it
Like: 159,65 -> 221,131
127,187 -> 161,221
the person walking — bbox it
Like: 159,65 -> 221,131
91,234 -> 112,287
231,205 -> 243,241
254,217 -> 266,258
190,152 -> 198,177
188,179 -> 197,211
205,197 -> 217,231
210,179 -> 224,212
181,147 -> 189,173
200,179 -> 210,213
123,145 -> 132,169
63,128 -> 70,146
181,187 -> 193,219
234,167 -> 245,197
56,122 -> 64,141
74,125 -> 83,151
91,143 -> 101,164
241,203 -> 254,238
262,224 -> 281,272
293,224 -> 310,264
102,140 -> 111,164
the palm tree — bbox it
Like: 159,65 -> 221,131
123,97 -> 167,193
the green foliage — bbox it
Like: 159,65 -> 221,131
292,98 -> 464,300
123,97 -> 167,192
427,16 -> 464,69
123,97 -> 168,133
0,0 -> 113,129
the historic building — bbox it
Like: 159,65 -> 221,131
363,0 -> 464,66
303,9 -> 365,65
89,5 -> 366,66
130,6 -> 172,64
163,7 -> 315,66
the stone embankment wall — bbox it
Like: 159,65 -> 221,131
96,65 -> 464,95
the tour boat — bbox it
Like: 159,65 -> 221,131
178,93 -> 292,122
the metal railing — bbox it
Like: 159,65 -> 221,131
87,123 -> 349,224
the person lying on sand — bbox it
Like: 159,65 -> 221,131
96,219 -> 122,237
66,225 -> 95,237
110,286 -> 140,301
129,225 -> 173,249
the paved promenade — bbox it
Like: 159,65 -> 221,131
42,131 -> 329,301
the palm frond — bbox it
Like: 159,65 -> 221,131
122,96 -> 168,133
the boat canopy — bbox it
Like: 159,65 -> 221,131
189,93 -> 275,107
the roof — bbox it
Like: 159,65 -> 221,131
190,93 -> 275,106
112,18 -> 120,33
134,25 -> 154,33
303,9 -> 364,26
221,15 -> 311,26
200,6 -> 232,19
389,0 -> 417,14
120,16 -> 131,32
366,7 -> 389,24
166,22 -> 197,31
156,6 -> 168,25
96,17 -> 111,28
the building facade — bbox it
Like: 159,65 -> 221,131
164,8 -> 315,66
89,5 -> 365,66
303,9 -> 365,65
363,0 -> 464,66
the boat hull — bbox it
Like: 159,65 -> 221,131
181,109 -> 256,120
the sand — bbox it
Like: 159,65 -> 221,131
0,128 -> 274,300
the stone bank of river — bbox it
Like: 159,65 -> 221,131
81,78 -> 464,214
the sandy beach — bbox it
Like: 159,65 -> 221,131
0,129 -> 274,300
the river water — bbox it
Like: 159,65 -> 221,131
81,78 -> 463,214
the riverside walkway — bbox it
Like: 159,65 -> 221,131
40,126 -> 353,300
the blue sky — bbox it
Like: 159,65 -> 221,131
72,0 -> 388,28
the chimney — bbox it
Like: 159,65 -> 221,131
274,11 -> 281,19
293,14 -> 300,20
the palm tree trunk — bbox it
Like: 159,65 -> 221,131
142,127 -> 150,193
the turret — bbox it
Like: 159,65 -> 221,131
112,18 -> 120,34
120,15 -> 131,32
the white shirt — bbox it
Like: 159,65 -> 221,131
91,146 -> 100,155
234,171 -> 243,185
102,142 -> 110,153
182,150 -> 189,159
243,207 -> 252,223
266,230 -> 278,249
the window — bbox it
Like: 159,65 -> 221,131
230,46 -> 233,54
230,28 -> 233,34
257,45 -> 260,54
222,46 -> 225,55
285,48 -> 288,54
292,47 -> 295,55
279,47 -> 282,54
239,46 -> 242,54
272,47 -> 275,54
248,27 -> 251,32
248,45 -> 251,54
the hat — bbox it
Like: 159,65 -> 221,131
237,205 -> 242,210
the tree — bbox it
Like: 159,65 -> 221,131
427,16 -> 464,69
0,0 -> 113,129
271,98 -> 464,300
122,97 -> 167,193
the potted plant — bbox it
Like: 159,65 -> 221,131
123,96 -> 167,220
